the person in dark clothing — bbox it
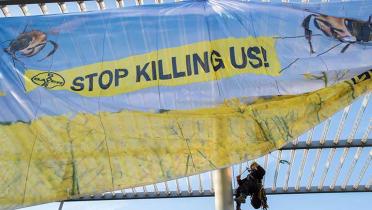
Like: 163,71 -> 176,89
234,162 -> 267,210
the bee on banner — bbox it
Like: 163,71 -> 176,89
302,14 -> 371,54
1,24 -> 59,91
2,25 -> 58,67
279,13 -> 371,73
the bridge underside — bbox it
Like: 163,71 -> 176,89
67,138 -> 372,201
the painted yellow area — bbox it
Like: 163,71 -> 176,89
25,37 -> 280,97
0,72 -> 370,209
0,92 -> 4,96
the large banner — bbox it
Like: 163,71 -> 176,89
0,0 -> 371,208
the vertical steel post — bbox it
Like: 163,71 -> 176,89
213,168 -> 234,210
58,201 -> 64,210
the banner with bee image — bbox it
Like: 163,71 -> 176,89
0,0 -> 371,209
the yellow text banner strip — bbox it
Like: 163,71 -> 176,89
25,37 -> 280,97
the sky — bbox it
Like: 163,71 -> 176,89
21,192 -> 372,210
0,0 -> 370,210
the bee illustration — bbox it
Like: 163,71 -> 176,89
302,14 -> 371,54
3,25 -> 58,67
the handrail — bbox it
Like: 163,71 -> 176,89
0,0 -> 96,6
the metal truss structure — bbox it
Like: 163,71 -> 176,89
0,1 -> 371,208
69,135 -> 372,201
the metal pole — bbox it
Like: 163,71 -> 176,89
58,201 -> 64,210
213,167 -> 234,210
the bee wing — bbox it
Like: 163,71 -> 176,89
10,35 -> 33,52
20,42 -> 46,57
49,20 -> 84,35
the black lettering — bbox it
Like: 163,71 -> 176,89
158,60 -> 172,80
261,47 -> 269,67
230,47 -> 247,69
186,55 -> 192,76
172,57 -> 186,78
85,73 -> 98,91
114,68 -> 128,86
136,62 -> 151,82
247,47 -> 263,68
193,52 -> 209,75
210,50 -> 225,71
351,70 -> 372,84
151,61 -> 157,81
99,70 -> 113,90
70,77 -> 84,91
